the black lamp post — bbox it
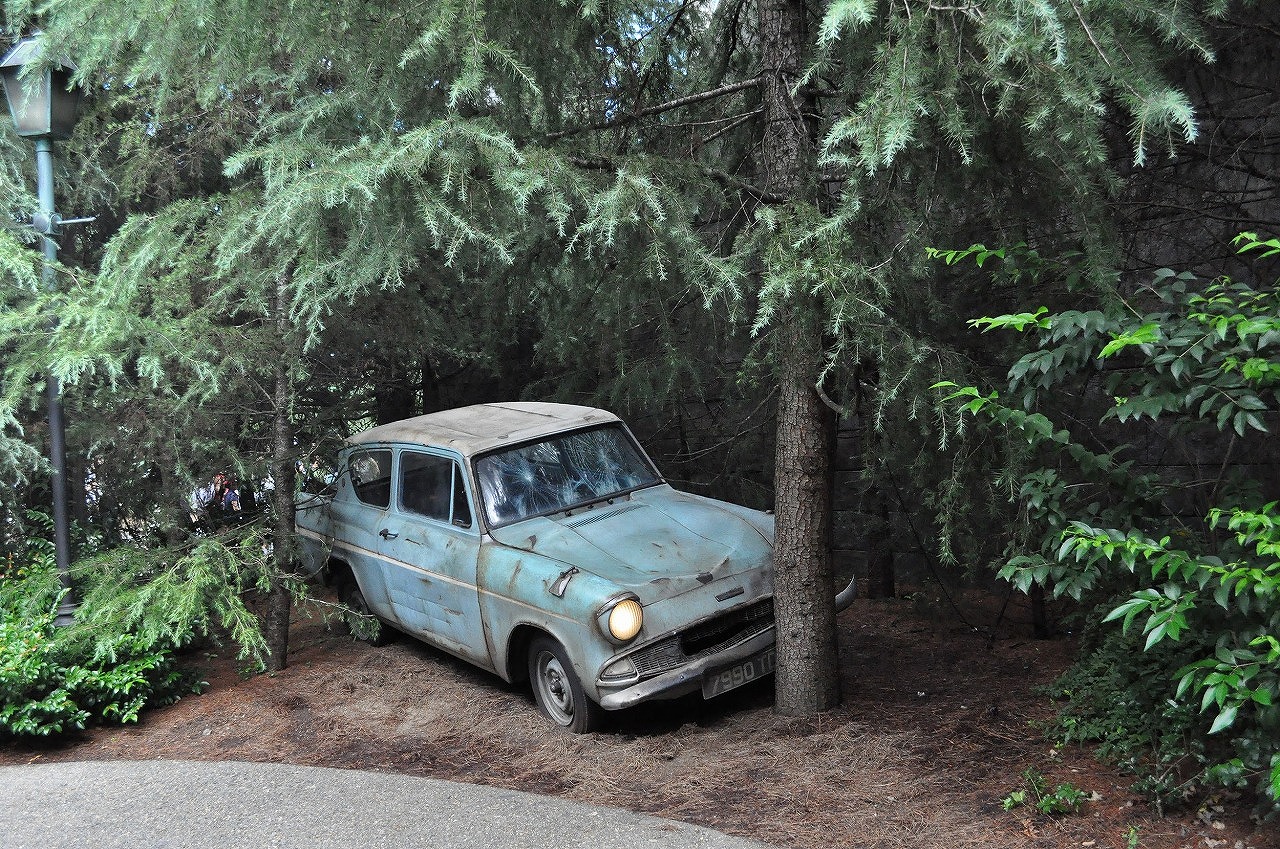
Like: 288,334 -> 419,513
1,32 -> 84,624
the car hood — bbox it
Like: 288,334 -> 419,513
487,485 -> 772,602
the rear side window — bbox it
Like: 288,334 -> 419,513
401,452 -> 473,529
348,449 -> 392,508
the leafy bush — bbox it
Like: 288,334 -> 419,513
0,524 -> 280,738
933,234 -> 1280,810
1045,624 -> 1216,808
0,600 -> 200,736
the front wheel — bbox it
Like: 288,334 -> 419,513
528,637 -> 601,733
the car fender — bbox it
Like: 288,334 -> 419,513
476,539 -> 626,698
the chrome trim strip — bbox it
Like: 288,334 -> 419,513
296,526 -> 576,624
834,575 -> 857,613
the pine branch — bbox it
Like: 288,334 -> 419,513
566,154 -> 783,203
547,77 -> 761,140
699,109 -> 762,145
702,167 -> 785,203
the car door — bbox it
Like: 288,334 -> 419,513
330,446 -> 397,619
374,449 -> 489,667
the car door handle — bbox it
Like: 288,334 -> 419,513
379,529 -> 398,540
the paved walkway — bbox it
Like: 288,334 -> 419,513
0,760 -> 774,849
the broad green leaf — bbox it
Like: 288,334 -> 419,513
1209,704 -> 1239,734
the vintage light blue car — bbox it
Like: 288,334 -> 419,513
296,402 -> 851,732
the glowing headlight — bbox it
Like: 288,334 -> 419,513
607,598 -> 643,642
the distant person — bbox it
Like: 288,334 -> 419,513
190,471 -> 230,527
222,480 -> 242,513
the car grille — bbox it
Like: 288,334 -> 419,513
629,598 -> 774,679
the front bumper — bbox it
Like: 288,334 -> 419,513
596,575 -> 854,711
597,627 -> 775,710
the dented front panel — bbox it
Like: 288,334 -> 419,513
477,485 -> 776,702
475,542 -> 622,692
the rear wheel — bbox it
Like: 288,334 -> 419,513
341,581 -> 393,646
528,636 -> 601,733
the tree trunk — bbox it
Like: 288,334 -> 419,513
773,313 -> 841,714
156,441 -> 187,546
760,0 -> 842,715
374,362 -> 417,424
265,272 -> 298,672
421,355 -> 441,415
759,0 -> 808,199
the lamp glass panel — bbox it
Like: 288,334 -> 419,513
0,67 -> 52,136
47,68 -> 78,139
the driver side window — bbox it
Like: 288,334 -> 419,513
401,452 -> 472,528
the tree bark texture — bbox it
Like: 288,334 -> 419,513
759,0 -> 808,203
773,313 -> 841,713
760,0 -> 842,715
265,272 -> 298,672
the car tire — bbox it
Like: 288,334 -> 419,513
528,636 -> 601,733
341,581 -> 393,647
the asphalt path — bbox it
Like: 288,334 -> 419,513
0,760 -> 774,849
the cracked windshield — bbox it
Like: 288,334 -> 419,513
475,425 -> 659,527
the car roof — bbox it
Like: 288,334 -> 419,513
344,402 -> 622,457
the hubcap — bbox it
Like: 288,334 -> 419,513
536,651 -> 575,726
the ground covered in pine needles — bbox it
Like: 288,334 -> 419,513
3,591 -> 1275,849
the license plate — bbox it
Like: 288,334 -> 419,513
702,646 -> 776,699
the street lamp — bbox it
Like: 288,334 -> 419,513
1,32 -> 84,624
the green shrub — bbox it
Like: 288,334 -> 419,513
1046,624 -> 1215,808
934,233 -> 1280,811
0,604 -> 91,735
0,599 -> 201,736
1001,768 -> 1088,815
0,524 -> 279,738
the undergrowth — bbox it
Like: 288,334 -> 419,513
1,522 -> 276,738
1045,622 -> 1217,810
1001,768 -> 1088,815
936,234 -> 1280,813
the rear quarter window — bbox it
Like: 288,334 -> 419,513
348,449 -> 392,508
